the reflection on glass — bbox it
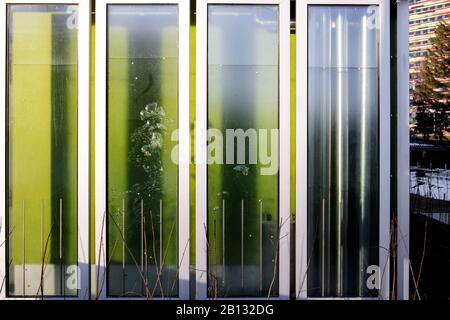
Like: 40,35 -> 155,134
307,6 -> 380,297
7,5 -> 78,296
207,5 -> 279,298
107,5 -> 178,297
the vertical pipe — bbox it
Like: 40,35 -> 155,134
321,10 -> 329,298
222,198 -> 225,284
40,200 -> 44,294
122,198 -> 125,294
259,200 -> 263,294
22,200 -> 25,296
326,10 -> 332,295
336,13 -> 344,296
141,199 -> 144,291
322,199 -> 325,297
60,198 -> 63,296
241,199 -> 244,289
159,199 -> 163,275
327,196 -> 331,293
175,199 -> 178,284
359,14 -> 368,296
144,214 -> 148,285
40,200 -> 44,264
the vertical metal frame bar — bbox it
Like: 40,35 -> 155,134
278,0 -> 291,300
95,0 -> 190,300
396,0 -> 410,301
378,0 -> 391,300
0,0 -> 6,301
195,0 -> 290,300
178,0 -> 191,301
77,0 -> 91,300
296,0 -> 308,300
95,0 -> 107,299
195,0 -> 208,299
0,0 -> 90,300
296,0 -> 391,300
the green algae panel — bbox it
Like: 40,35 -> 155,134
107,4 -> 179,297
207,5 -> 279,298
7,5 -> 78,297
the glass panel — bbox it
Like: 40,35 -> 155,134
307,6 -> 380,297
7,5 -> 78,297
207,5 -> 279,298
107,5 -> 179,297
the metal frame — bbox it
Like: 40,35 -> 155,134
396,0 -> 410,301
296,0 -> 391,299
195,0 -> 291,300
0,0 -> 90,300
94,0 -> 190,299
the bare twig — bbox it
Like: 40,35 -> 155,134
413,221 -> 428,300
36,222 -> 56,299
95,211 -> 107,299
109,212 -> 153,297
148,209 -> 164,298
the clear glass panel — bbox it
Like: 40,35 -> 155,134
7,5 -> 78,297
307,6 -> 380,297
107,5 -> 179,297
207,5 -> 279,298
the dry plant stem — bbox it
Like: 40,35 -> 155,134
296,210 -> 324,299
397,220 -> 421,300
0,227 -> 13,249
109,213 -> 152,298
212,219 -> 218,297
378,219 -> 394,300
36,223 -> 55,299
267,218 -> 288,299
391,219 -> 397,300
98,208 -> 184,299
210,223 -> 219,298
169,231 -> 191,296
297,255 -> 312,298
150,217 -> 176,297
143,216 -> 150,298
161,218 -> 176,298
203,223 -> 219,299
149,209 -> 164,298
95,211 -> 107,299
0,226 -> 14,295
413,221 -> 428,300
267,241 -> 279,299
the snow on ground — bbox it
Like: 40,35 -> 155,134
410,167 -> 450,225
410,167 -> 450,201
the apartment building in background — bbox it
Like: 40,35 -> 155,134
409,0 -> 450,89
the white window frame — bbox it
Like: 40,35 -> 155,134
0,0 -> 90,300
94,0 -> 190,300
296,0 -> 391,300
195,0 -> 291,300
396,0 -> 410,301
